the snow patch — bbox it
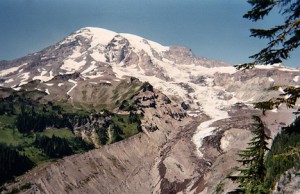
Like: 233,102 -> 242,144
268,77 -> 274,82
254,63 -> 299,72
45,89 -> 50,95
193,116 -> 228,157
270,108 -> 278,112
83,71 -> 104,79
255,65 -> 275,70
279,67 -> 300,72
45,83 -> 54,86
33,70 -> 54,82
0,63 -> 27,77
33,76 -> 51,82
279,87 -> 285,94
220,132 -> 234,151
82,63 -> 97,74
293,76 -> 299,82
284,94 -> 292,99
61,46 -> 86,72
4,79 -> 14,83
13,86 -> 22,91
58,83 -> 64,87
61,59 -> 86,73
67,79 -> 77,96
90,51 -> 106,62
41,71 -> 47,76
19,72 -> 30,86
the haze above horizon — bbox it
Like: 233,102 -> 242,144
0,0 -> 299,67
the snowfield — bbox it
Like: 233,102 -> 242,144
2,27 -> 299,160
109,48 -> 238,157
0,63 -> 27,77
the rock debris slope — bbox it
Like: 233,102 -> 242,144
1,27 -> 300,193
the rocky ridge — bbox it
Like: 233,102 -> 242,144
0,27 -> 299,193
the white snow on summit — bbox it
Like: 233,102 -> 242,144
78,27 -> 169,53
84,27 -> 118,47
120,33 -> 168,54
4,27 -> 298,160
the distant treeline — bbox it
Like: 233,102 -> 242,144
0,134 -> 94,186
264,116 -> 300,189
34,135 -> 73,158
0,144 -> 34,185
0,90 -> 143,186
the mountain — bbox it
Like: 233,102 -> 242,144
0,27 -> 300,193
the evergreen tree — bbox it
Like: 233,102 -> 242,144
34,135 -> 73,158
242,0 -> 300,116
254,99 -> 276,115
0,144 -> 34,185
98,127 -> 109,145
111,124 -> 124,142
228,116 -> 270,193
128,111 -> 138,123
264,117 -> 300,188
238,0 -> 300,70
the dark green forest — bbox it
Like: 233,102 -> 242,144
0,144 -> 34,186
264,117 -> 300,189
0,90 -> 143,186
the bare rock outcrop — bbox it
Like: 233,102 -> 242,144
5,83 -> 205,194
274,168 -> 300,194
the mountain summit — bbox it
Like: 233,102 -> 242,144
1,27 -> 300,193
0,27 -> 230,88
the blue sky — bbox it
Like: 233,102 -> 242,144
0,0 -> 299,67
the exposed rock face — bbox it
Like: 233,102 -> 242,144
1,27 -> 299,193
165,46 -> 230,67
274,168 -> 300,194
6,99 -> 201,194
201,106 -> 297,194
7,104 -> 295,194
105,35 -> 130,64
214,66 -> 300,103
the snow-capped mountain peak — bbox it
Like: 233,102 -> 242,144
0,27 -> 234,87
60,27 -> 168,57
1,27 -> 300,193
0,27 -> 299,148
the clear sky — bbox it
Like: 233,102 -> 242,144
0,0 -> 299,67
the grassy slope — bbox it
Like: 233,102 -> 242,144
0,79 -> 145,186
